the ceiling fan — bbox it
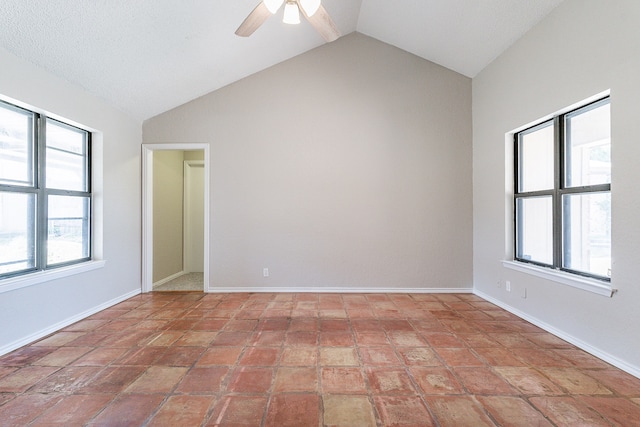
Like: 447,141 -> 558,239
235,0 -> 341,42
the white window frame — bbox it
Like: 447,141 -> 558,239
0,98 -> 103,293
508,93 -> 614,297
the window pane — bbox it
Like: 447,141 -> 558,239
46,120 -> 88,191
516,196 -> 553,265
563,192 -> 611,278
518,121 -> 554,192
565,100 -> 610,187
0,102 -> 34,186
0,192 -> 36,275
47,195 -> 90,265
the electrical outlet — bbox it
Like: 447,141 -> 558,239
505,281 -> 511,292
522,288 -> 527,299
263,268 -> 269,278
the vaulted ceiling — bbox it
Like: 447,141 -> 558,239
0,0 -> 564,121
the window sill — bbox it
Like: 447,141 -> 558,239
502,260 -> 615,297
0,260 -> 106,294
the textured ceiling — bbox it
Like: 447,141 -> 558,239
0,0 -> 564,121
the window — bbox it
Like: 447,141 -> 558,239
514,97 -> 610,281
0,100 -> 92,279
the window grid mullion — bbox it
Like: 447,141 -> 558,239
36,115 -> 47,271
513,133 -> 521,259
515,189 -> 555,198
86,133 -> 92,194
46,189 -> 91,197
559,184 -> 611,195
0,185 -> 38,194
554,116 -> 563,270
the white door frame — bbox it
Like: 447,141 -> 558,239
141,143 -> 210,293
183,160 -> 205,274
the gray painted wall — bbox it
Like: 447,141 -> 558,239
473,0 -> 640,374
144,33 -> 473,291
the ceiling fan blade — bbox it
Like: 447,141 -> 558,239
235,2 -> 272,37
299,2 -> 340,42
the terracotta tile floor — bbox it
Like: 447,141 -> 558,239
1,292 -> 639,426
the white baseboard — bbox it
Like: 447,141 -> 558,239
0,288 -> 141,357
206,286 -> 474,294
474,289 -> 640,380
152,270 -> 185,289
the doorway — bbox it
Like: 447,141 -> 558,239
141,144 -> 210,293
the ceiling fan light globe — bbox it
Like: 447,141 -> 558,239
299,0 -> 321,17
263,0 -> 284,14
283,1 -> 300,24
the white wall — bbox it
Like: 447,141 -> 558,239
0,46 -> 141,353
183,150 -> 206,273
144,33 -> 473,292
184,161 -> 205,273
473,0 -> 640,374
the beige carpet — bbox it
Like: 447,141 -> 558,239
153,272 -> 203,291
